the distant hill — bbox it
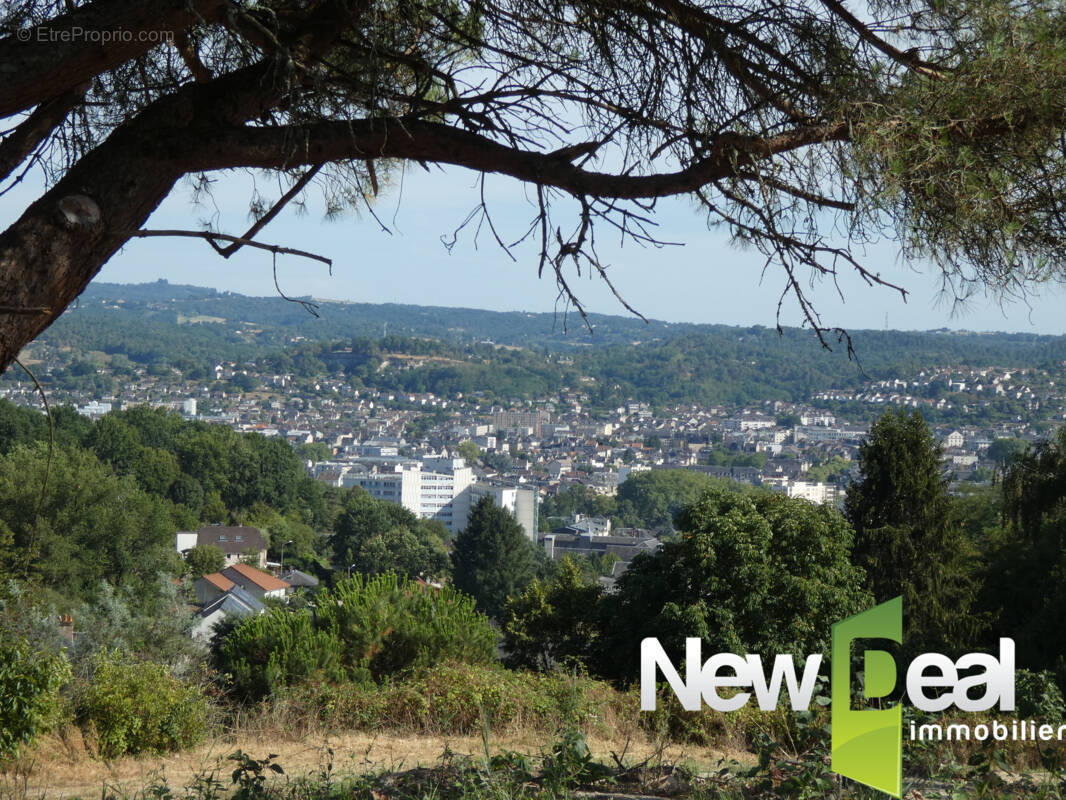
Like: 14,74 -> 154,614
20,280 -> 1066,416
73,279 -> 699,350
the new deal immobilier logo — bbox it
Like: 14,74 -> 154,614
640,596 -> 1020,798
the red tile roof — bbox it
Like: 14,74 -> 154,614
202,572 -> 235,592
222,563 -> 290,592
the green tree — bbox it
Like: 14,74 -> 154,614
615,469 -> 732,531
452,497 -> 539,618
0,444 -> 182,602
595,488 -> 869,682
201,490 -> 228,525
455,440 -> 481,464
133,446 -> 181,496
987,438 -> 1029,468
169,473 -> 205,517
248,505 -> 322,570
982,429 -> 1066,685
184,544 -> 225,576
84,413 -> 142,475
540,484 -> 616,524
295,441 -> 332,462
0,398 -> 47,455
332,491 -> 448,578
844,409 -> 977,656
806,455 -> 852,484
502,559 -> 604,671
228,373 -> 258,393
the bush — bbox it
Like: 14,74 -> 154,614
317,573 -> 497,681
76,650 -> 209,757
0,634 -> 70,758
271,661 -> 634,737
216,573 -> 496,700
215,608 -> 345,701
503,559 -> 603,671
184,544 -> 225,576
1015,669 -> 1065,721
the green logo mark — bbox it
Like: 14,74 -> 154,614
831,596 -> 903,798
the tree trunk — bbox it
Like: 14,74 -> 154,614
0,61 -> 283,370
0,139 -> 184,369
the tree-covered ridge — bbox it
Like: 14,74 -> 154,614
236,327 -> 1066,410
57,280 -> 698,352
16,282 -> 1066,412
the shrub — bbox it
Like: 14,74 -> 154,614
76,650 -> 209,757
271,661 -> 635,737
317,573 -> 497,680
216,573 -> 497,700
215,607 -> 345,701
503,559 -> 603,671
0,634 -> 70,758
1015,669 -> 1065,721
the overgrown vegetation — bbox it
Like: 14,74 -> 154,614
215,574 -> 496,700
75,649 -> 209,758
3,404 -> 1066,800
0,633 -> 69,759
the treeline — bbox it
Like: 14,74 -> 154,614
0,400 -> 335,606
66,280 -> 696,349
262,329 -> 1066,412
0,398 -> 563,610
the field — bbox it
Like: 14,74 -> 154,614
3,726 -> 748,800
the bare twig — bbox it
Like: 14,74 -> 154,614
13,357 -> 53,575
215,165 -> 323,257
128,229 -> 332,265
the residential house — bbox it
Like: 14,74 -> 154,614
191,586 -> 264,640
189,525 -> 268,567
194,563 -> 290,604
220,563 -> 291,600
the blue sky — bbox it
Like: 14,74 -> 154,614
5,164 -> 1065,333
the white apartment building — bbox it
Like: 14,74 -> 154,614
419,456 -> 474,533
722,414 -> 776,432
343,464 -> 422,512
468,483 -> 539,541
777,480 -> 842,506
333,455 -> 543,536
340,456 -> 473,534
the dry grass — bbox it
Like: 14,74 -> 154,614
3,721 -> 755,799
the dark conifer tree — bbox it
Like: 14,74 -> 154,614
451,497 -> 538,618
844,409 -> 977,656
